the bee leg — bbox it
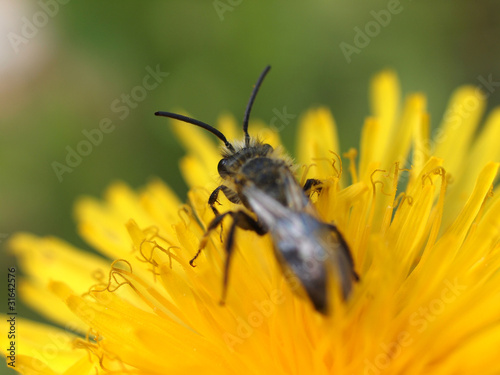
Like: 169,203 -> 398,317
189,211 -> 233,267
219,211 -> 267,306
208,186 -> 223,217
208,185 -> 242,241
303,178 -> 323,197
219,216 -> 239,306
208,185 -> 242,215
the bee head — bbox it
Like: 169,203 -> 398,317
217,142 -> 274,179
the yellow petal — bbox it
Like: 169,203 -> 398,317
382,93 -> 426,170
10,233 -> 109,295
358,117 -> 381,180
433,86 -> 486,178
0,315 -> 88,374
369,70 -> 400,161
445,161 -> 499,245
297,107 -> 341,181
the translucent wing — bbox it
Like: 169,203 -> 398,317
244,185 -> 356,313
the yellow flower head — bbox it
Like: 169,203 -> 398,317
3,70 -> 500,374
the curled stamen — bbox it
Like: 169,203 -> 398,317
132,222 -> 183,277
136,240 -> 182,281
90,260 -> 141,296
394,192 -> 414,209
422,166 -> 446,186
370,169 -> 392,197
111,259 -> 133,273
329,150 -> 343,179
103,259 -> 133,292
136,239 -> 160,266
311,156 -> 339,178
74,334 -> 125,373
138,240 -> 181,268
142,225 -> 160,239
399,167 -> 411,174
162,246 -> 181,269
106,279 -> 130,293
84,283 -> 108,296
73,338 -> 100,365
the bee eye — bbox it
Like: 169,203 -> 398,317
218,159 -> 230,177
263,144 -> 274,155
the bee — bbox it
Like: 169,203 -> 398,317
155,66 -> 358,313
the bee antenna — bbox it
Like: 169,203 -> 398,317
155,111 -> 235,152
242,65 -> 271,147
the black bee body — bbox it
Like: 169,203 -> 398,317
156,66 -> 358,314
220,141 -> 293,209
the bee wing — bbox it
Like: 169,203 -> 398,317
245,186 -> 356,313
320,224 -> 358,300
281,172 -> 357,299
282,171 -> 312,212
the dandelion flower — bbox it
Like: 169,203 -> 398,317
3,71 -> 500,374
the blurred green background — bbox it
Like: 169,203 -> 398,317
1,0 -> 500,357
